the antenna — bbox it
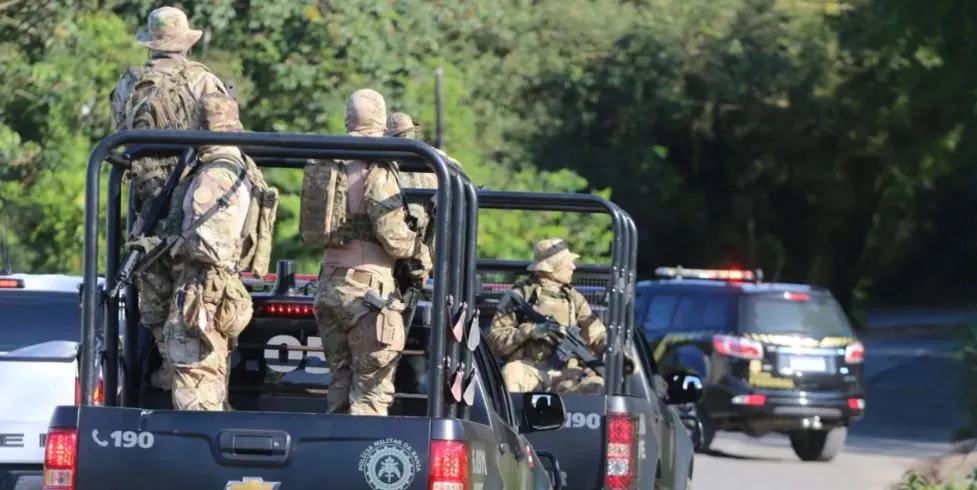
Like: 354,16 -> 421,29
0,215 -> 11,275
434,67 -> 444,149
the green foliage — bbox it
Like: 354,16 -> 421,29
1,0 -> 976,311
892,470 -> 977,490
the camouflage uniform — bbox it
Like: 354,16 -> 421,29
162,94 -> 254,410
486,238 -> 607,394
385,112 -> 464,243
110,6 -> 230,391
314,92 -> 433,416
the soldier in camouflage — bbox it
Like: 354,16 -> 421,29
314,91 -> 433,416
161,93 -> 255,410
486,238 -> 608,394
111,5 -> 231,392
385,111 -> 464,242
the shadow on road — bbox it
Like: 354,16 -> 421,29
850,354 -> 964,447
701,448 -> 785,462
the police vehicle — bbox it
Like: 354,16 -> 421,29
636,266 -> 865,462
0,273 -> 113,490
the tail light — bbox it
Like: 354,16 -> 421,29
731,394 -> 767,406
605,412 -> 638,490
74,376 -> 104,405
712,334 -> 763,360
43,428 -> 78,490
847,398 -> 865,410
429,440 -> 468,490
844,342 -> 864,364
256,302 -> 315,318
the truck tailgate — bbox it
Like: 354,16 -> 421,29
69,406 -> 436,490
515,393 -> 608,489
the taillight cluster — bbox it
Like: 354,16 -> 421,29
605,412 -> 638,490
257,302 -> 315,318
429,440 -> 468,490
844,341 -> 865,364
712,334 -> 763,359
74,376 -> 104,406
43,428 -> 78,490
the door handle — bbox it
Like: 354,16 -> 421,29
217,429 -> 291,464
498,442 -> 510,454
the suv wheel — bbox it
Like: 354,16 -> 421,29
788,427 -> 846,461
694,403 -> 715,452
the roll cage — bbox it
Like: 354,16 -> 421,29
79,128 -> 639,422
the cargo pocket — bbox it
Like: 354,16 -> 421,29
375,305 -> 406,350
215,279 -> 254,338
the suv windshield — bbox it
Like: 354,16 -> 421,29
0,291 -> 88,352
741,292 -> 854,337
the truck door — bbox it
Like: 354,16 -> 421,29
474,342 -> 534,489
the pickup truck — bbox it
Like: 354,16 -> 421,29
52,131 -> 567,490
428,189 -> 704,490
0,274 -> 113,490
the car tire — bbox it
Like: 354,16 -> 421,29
788,426 -> 846,462
694,404 -> 715,452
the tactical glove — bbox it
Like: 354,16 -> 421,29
411,243 -> 433,282
526,322 -> 565,346
124,235 -> 163,254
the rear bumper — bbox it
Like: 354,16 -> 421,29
708,387 -> 865,433
0,464 -> 42,490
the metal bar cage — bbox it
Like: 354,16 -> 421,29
81,129 -> 639,419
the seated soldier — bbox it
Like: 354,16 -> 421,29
486,238 -> 607,394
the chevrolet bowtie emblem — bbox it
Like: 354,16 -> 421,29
225,477 -> 281,490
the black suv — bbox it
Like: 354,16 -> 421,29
635,266 -> 865,462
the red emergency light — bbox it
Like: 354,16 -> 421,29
256,302 -> 315,318
655,266 -> 763,283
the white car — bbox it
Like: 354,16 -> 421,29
0,273 -> 118,490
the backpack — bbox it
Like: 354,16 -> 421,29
120,60 -> 207,131
120,60 -> 208,215
299,159 -> 350,248
236,155 -> 280,277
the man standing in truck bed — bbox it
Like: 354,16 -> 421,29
306,91 -> 433,416
487,238 -> 607,394
110,5 -> 232,393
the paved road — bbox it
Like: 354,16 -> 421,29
691,333 -> 965,489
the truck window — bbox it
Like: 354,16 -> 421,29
641,294 -> 678,332
474,340 -> 513,423
741,293 -> 854,337
0,291 -> 89,352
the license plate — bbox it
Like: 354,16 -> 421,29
788,356 -> 827,372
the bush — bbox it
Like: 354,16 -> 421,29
892,470 -> 977,490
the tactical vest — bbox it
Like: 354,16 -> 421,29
166,150 -> 280,276
299,159 -> 382,248
509,278 -> 580,364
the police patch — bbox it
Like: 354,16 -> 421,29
358,438 -> 420,490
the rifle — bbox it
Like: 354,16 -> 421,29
108,147 -> 196,299
394,176 -> 437,330
504,290 -> 606,378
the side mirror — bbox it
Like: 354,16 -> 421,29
520,392 -> 566,433
534,450 -> 565,490
679,414 -> 704,451
665,372 -> 704,405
